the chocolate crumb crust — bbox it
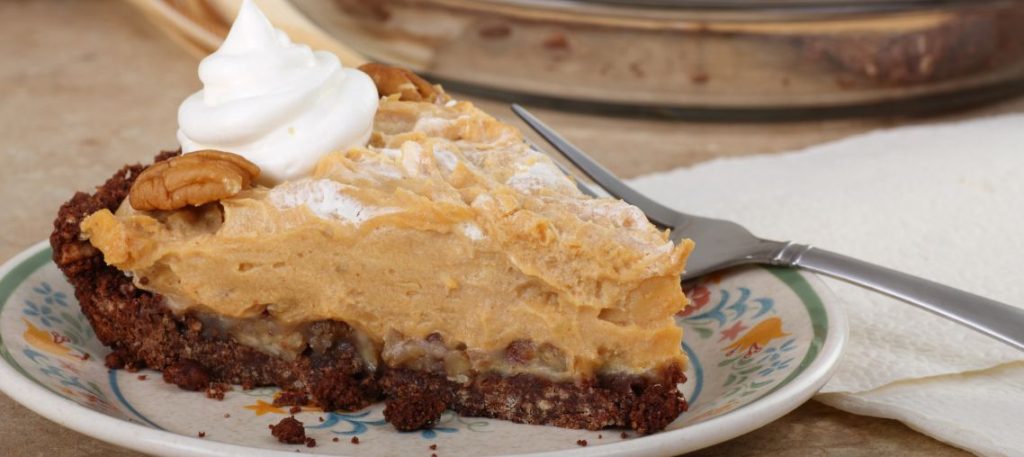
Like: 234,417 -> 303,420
270,416 -> 306,444
50,151 -> 688,434
164,359 -> 211,391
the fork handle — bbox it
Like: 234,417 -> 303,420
778,244 -> 1024,351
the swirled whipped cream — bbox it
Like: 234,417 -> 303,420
177,0 -> 378,184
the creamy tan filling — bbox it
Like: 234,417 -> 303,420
81,98 -> 692,379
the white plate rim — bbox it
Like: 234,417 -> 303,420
0,240 -> 848,457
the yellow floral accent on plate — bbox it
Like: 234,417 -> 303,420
22,318 -> 72,358
244,399 -> 285,416
725,316 -> 789,356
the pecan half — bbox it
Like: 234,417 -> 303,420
129,150 -> 260,211
359,62 -> 443,103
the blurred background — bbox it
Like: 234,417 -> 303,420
138,0 -> 1024,119
122,0 -> 1024,178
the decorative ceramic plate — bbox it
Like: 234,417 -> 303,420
0,240 -> 846,457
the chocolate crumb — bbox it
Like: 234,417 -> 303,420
206,383 -> 229,400
318,416 -> 324,422
104,352 -> 126,369
691,72 -> 709,84
224,413 -> 231,418
305,437 -> 316,448
620,432 -> 629,439
289,405 -> 302,414
162,359 -> 210,391
576,439 -> 588,447
137,375 -> 147,381
350,436 -> 360,444
197,431 -> 206,438
270,416 -> 306,444
81,353 -> 91,361
431,454 -> 438,457
598,434 -> 603,439
332,437 -> 339,443
429,443 -> 437,450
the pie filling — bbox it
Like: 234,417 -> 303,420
80,98 -> 693,382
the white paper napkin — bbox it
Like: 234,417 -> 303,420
628,114 -> 1024,457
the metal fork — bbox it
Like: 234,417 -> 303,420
511,104 -> 1024,352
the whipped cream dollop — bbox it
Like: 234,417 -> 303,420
177,0 -> 378,184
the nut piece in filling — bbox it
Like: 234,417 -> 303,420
54,0 -> 693,435
359,62 -> 445,103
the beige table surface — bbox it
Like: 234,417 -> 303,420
3,1 -> 1022,456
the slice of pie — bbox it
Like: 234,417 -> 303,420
50,2 -> 692,436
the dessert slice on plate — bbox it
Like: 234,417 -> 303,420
50,0 -> 693,435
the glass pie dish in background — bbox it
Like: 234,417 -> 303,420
292,0 -> 1024,118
